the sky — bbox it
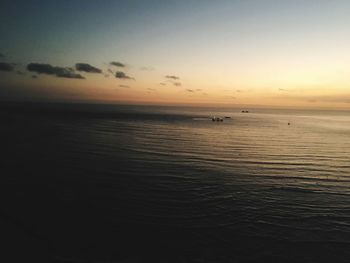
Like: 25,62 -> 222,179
1,0 -> 350,108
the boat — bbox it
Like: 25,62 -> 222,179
212,117 -> 223,122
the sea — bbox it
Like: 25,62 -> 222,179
1,102 -> 350,262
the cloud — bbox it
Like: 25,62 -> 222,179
75,63 -> 102,73
115,71 -> 134,80
27,63 -> 60,75
110,61 -> 125,67
164,75 -> 181,86
186,89 -> 194,92
159,82 -> 166,86
165,75 -> 180,80
119,85 -> 130,88
57,71 -> 85,79
27,63 -> 85,79
196,89 -> 202,91
0,62 -> 14,72
147,88 -> 157,94
0,53 -> 4,58
279,88 -> 288,91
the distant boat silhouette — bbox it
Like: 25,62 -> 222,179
212,117 -> 223,122
241,110 -> 249,113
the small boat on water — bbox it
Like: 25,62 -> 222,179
212,117 -> 223,122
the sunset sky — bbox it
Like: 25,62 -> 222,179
1,0 -> 350,108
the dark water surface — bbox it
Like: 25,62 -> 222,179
1,102 -> 350,262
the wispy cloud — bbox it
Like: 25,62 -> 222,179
165,75 -> 182,86
75,63 -> 102,73
115,71 -> 134,80
165,75 -> 180,80
0,62 -> 14,72
119,84 -> 130,88
278,88 -> 289,92
110,61 -> 125,68
186,89 -> 194,92
27,63 -> 85,79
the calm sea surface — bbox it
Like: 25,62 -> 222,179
1,102 -> 350,262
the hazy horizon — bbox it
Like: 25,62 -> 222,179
4,98 -> 350,112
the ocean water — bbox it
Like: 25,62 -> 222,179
1,102 -> 350,262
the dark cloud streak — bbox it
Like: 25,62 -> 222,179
165,75 -> 180,80
115,71 -> 134,80
57,71 -> 84,79
27,63 -> 59,75
75,63 -> 102,73
110,61 -> 125,67
27,63 -> 85,79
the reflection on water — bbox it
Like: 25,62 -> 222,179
1,102 -> 350,262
